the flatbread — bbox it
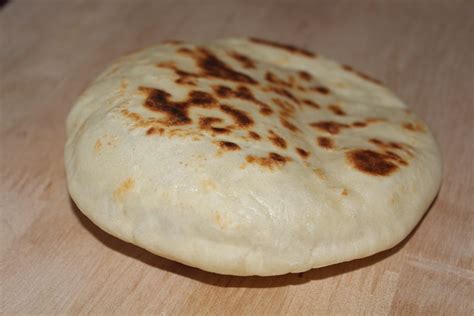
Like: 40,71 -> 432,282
65,38 -> 442,276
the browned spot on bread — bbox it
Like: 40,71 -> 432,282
312,86 -> 330,94
346,150 -> 399,176
342,65 -> 383,85
140,87 -> 216,126
272,98 -> 296,114
298,71 -> 312,81
220,104 -> 254,128
196,48 -> 257,84
352,121 -> 367,128
385,150 -> 408,166
268,130 -> 287,149
403,122 -> 425,132
146,127 -> 165,136
311,121 -> 350,134
159,48 -> 257,84
302,99 -> 321,109
246,152 -> 292,170
213,85 -> 273,115
296,147 -> 310,159
199,117 -> 230,134
280,116 -> 300,133
249,37 -> 316,58
270,87 -> 300,104
313,168 -> 327,180
248,131 -> 261,140
216,141 -> 241,151
341,188 -> 349,196
228,51 -> 255,69
317,136 -> 334,149
114,177 -> 134,202
328,104 -> 346,116
265,72 -> 293,87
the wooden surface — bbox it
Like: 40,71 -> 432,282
1,0 -> 473,314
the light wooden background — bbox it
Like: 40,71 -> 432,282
1,0 -> 473,314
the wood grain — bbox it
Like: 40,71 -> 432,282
1,0 -> 473,314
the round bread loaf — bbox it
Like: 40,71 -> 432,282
65,38 -> 442,276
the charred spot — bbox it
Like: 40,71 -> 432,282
228,51 -> 255,69
302,99 -> 321,109
352,121 -> 367,128
403,122 -> 425,132
312,86 -> 330,94
317,136 -> 334,149
268,130 -> 287,149
220,104 -> 254,127
189,90 -> 216,105
389,142 -> 403,149
177,47 -> 193,54
280,116 -> 300,133
140,87 -> 191,125
346,149 -> 399,176
296,147 -> 310,159
197,48 -> 257,84
249,37 -> 316,57
272,98 -> 296,114
342,65 -> 383,85
246,152 -> 292,170
213,85 -> 273,115
298,71 -> 313,81
270,87 -> 300,104
310,121 -> 349,134
370,138 -> 405,151
216,141 -> 241,151
328,104 -> 346,116
265,72 -> 292,87
369,138 -> 384,146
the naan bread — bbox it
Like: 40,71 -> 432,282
65,38 -> 442,276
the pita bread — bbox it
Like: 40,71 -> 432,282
65,38 -> 442,276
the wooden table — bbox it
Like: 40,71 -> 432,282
1,0 -> 473,314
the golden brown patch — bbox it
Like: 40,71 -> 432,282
403,122 -> 425,132
114,177 -> 134,202
296,147 -> 310,159
215,141 -> 241,151
245,152 -> 292,170
146,127 -> 165,136
341,188 -> 349,196
94,139 -> 102,152
248,131 -> 261,140
310,121 -> 350,134
317,136 -> 334,149
228,51 -> 255,69
313,168 -> 327,180
302,99 -> 321,109
342,64 -> 383,85
267,130 -> 287,149
328,104 -> 346,116
249,37 -> 316,57
346,150 -> 401,176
